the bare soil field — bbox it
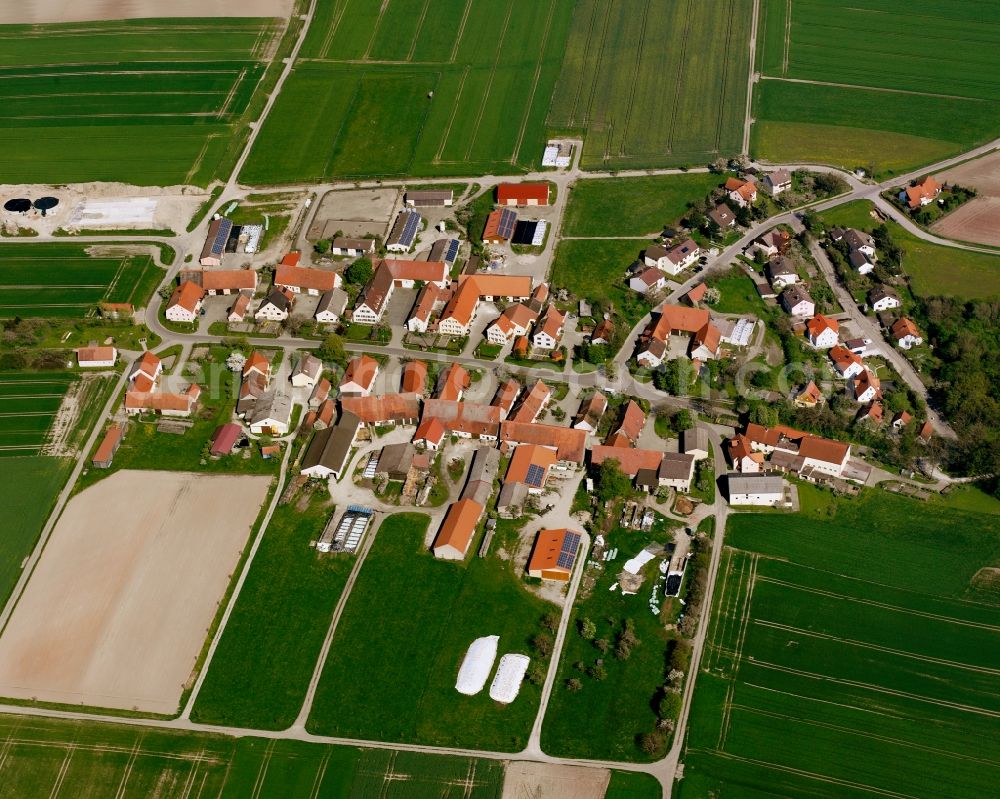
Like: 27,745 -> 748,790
0,1 -> 292,24
933,151 -> 1000,246
502,761 -> 610,799
307,187 -> 400,241
0,470 -> 270,714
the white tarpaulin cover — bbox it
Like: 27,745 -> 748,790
623,548 -> 655,575
489,653 -> 530,703
455,635 -> 499,695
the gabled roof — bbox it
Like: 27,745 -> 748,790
692,322 -> 721,354
457,273 -> 533,298
891,317 -> 920,339
666,238 -> 700,265
492,378 -> 521,416
356,263 -> 395,316
852,368 -> 881,399
829,344 -> 863,374
281,252 -> 301,267
210,423 -> 242,456
807,314 -> 839,338
497,182 -> 549,204
510,379 -> 550,424
781,284 -> 813,308
168,280 -> 205,313
633,266 -> 663,288
685,283 -> 708,305
574,392 -> 607,430
483,208 -> 517,241
129,350 -> 161,383
199,269 -> 257,292
590,445 -> 662,476
76,345 -> 116,363
904,176 -> 941,208
341,355 -> 379,391
797,435 -> 850,465
867,286 -> 900,305
383,258 -> 449,284
494,302 -> 538,334
614,400 -> 645,443
414,416 -> 446,445
505,443 -> 557,486
316,288 -> 348,317
423,400 -> 501,438
275,264 -> 339,292
243,350 -> 271,378
301,412 -> 361,473
499,422 -> 586,464
528,529 -> 582,575
434,498 -> 483,556
591,318 -> 615,341
708,204 -> 735,227
340,392 -> 421,425
647,304 -> 710,342
439,279 -> 480,327
437,363 -> 470,401
229,292 -> 252,319
535,306 -> 565,341
259,287 -> 292,312
408,282 -> 443,324
795,380 -> 823,405
310,378 -> 331,405
401,360 -> 428,394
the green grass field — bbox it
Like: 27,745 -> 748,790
818,201 -> 1000,299
548,0 -> 751,170
752,0 -> 1000,176
677,486 -> 1000,798
241,0 -> 576,183
0,244 -> 162,318
192,489 -> 353,729
0,18 -> 285,185
307,513 -> 556,751
0,715 -> 505,798
0,372 -> 78,456
0,456 -> 71,606
563,174 -> 723,237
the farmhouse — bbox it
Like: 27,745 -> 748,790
726,473 -> 788,506
125,384 -> 201,417
900,175 -> 942,209
763,169 -> 792,196
492,378 -> 521,418
807,314 -> 839,349
315,288 -> 348,324
182,268 -> 258,296
301,412 -> 362,479
499,422 -> 586,466
438,280 -> 480,336
275,260 -> 341,295
200,217 -> 232,266
375,443 -> 417,481
340,355 -> 379,396
341,393 -> 421,427
681,427 -> 710,460
165,280 -> 205,323
857,400 -> 884,426
509,380 -> 551,424
483,208 -> 517,244
637,304 -> 721,367
868,286 -> 901,313
457,273 -> 533,301
243,350 -> 271,383
331,237 -> 375,257
254,288 -> 293,321
248,392 -> 292,435
573,392 -> 607,433
849,248 -> 875,275
401,360 -> 428,394
497,182 -> 549,207
532,306 -> 565,349
891,317 -> 923,349
734,423 -> 852,479
354,259 -> 450,324
590,447 -> 695,492
228,292 -> 252,323
437,363 -> 470,402
405,189 -> 453,207
727,434 -> 765,473
291,354 -> 322,388
386,210 -> 421,253
780,285 -> 814,318
610,400 -> 645,446
128,350 -> 162,391
422,400 -> 501,440
92,423 -> 124,468
406,283 -> 444,333
486,303 -> 537,344
76,346 -> 117,368
793,380 -> 823,408
353,264 -> 394,324
433,498 -> 483,560
725,177 -> 757,207
527,529 -> 582,581
505,443 -> 558,494
413,416 -> 445,450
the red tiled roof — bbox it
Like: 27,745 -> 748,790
807,314 -> 839,337
528,529 -> 580,576
590,445 -> 662,476
497,182 -> 549,205
434,498 -> 483,556
505,444 -> 557,485
383,258 -> 449,284
243,350 -> 271,378
76,346 -> 116,363
437,364 -> 470,401
402,360 -> 428,394
414,416 -> 446,445
499,421 -> 586,464
280,252 -> 301,267
615,400 -> 645,443
648,304 -> 711,342
341,392 -> 421,424
510,380 -> 550,424
891,317 -> 920,339
168,280 -> 205,313
92,424 -> 124,464
210,423 -> 242,456
201,269 -> 257,292
341,355 -> 379,391
275,264 -> 339,292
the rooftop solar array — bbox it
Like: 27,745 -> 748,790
399,211 -> 420,246
524,463 -> 545,487
443,238 -> 460,263
556,531 -> 582,569
211,218 -> 233,255
497,208 -> 517,240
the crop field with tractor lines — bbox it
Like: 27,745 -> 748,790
677,488 -> 1000,798
0,17 -> 285,185
751,0 -> 1000,177
0,244 -> 161,318
242,0 -> 576,182
547,0 -> 752,170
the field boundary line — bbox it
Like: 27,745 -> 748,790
714,0 -> 737,152
463,0 -> 515,162
758,75 -> 987,102
320,77 -> 364,179
693,749 -> 922,799
449,0 -> 475,63
249,738 -> 276,799
178,750 -> 204,799
782,0 -> 791,75
665,0 -> 695,152
616,0 -> 651,157
709,548 -> 745,674
733,703 -> 1000,769
754,618 -> 1000,676
749,659 -> 1000,719
563,0 -> 603,127
582,0 -> 613,130
47,743 -> 74,799
719,552 -> 757,749
758,576 -> 1000,632
320,0 -> 352,60
361,0 -> 392,62
406,0 -> 432,63
511,0 -> 558,165
703,547 -> 734,672
742,0 -> 761,154
433,66 -> 470,163
308,750 -> 331,799
113,738 -> 142,799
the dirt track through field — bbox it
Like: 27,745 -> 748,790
0,1 -> 292,24
0,470 -> 270,714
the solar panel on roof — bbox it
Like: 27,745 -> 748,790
498,209 -> 517,239
212,219 -> 232,254
525,463 -> 545,487
556,532 -> 581,570
444,238 -> 460,263
400,212 -> 420,245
